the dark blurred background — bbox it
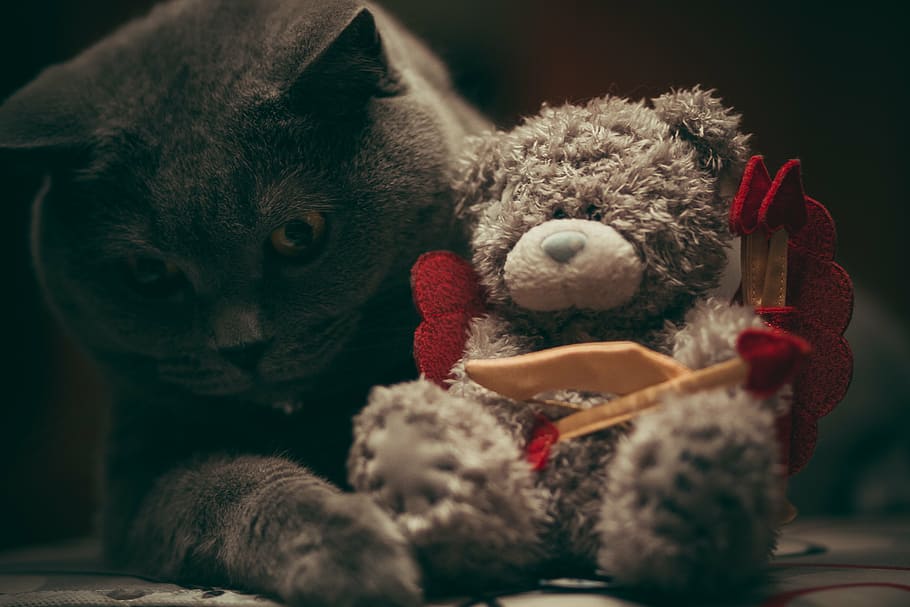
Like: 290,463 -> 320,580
2,1 -> 908,550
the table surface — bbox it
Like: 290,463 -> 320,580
1,517 -> 908,606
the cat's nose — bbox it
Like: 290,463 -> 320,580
541,230 -> 587,263
220,340 -> 270,371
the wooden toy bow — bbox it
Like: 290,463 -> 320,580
466,328 -> 810,471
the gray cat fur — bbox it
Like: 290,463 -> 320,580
1,1 -> 486,606
349,88 -> 784,595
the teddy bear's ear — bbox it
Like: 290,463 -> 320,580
452,131 -> 509,227
652,87 -> 750,176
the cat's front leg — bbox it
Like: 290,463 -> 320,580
106,455 -> 421,607
349,378 -> 549,591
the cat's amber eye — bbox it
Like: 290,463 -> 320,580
125,256 -> 187,298
270,212 -> 327,260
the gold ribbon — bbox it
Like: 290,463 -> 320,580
742,230 -> 789,307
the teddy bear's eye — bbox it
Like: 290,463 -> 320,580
586,205 -> 604,221
553,208 -> 568,219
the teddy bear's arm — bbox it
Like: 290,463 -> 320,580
597,385 -> 782,593
446,314 -> 537,403
348,376 -> 549,590
669,297 -> 765,369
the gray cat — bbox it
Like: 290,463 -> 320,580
0,1 -> 485,605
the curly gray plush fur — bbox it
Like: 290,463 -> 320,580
349,88 -> 783,596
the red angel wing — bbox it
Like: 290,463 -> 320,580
762,195 -> 854,474
730,155 -> 772,235
411,251 -> 487,387
732,157 -> 855,475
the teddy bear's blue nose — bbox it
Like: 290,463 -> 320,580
541,231 -> 587,263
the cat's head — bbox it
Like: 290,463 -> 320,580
1,1 -> 468,406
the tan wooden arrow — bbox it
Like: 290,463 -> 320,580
553,357 -> 749,439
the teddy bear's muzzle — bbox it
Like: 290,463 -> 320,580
503,218 -> 643,311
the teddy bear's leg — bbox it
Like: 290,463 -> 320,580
596,387 -> 781,594
348,379 -> 549,591
534,434 -> 618,574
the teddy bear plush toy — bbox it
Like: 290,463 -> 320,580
348,88 -> 796,595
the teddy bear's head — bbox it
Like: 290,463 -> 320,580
454,87 -> 749,338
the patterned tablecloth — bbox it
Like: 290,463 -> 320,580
1,518 -> 907,606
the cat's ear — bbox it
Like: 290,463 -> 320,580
0,64 -> 96,168
289,8 -> 403,118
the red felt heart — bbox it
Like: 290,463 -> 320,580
788,409 -> 820,476
414,314 -> 472,387
787,253 -> 854,335
759,159 -> 808,233
730,156 -> 772,235
412,251 -> 486,318
736,328 -> 811,397
789,198 -> 838,258
791,324 -> 853,422
411,251 -> 487,387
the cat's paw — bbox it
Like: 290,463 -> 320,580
597,388 -> 781,594
349,379 -> 547,588
278,493 -> 421,607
